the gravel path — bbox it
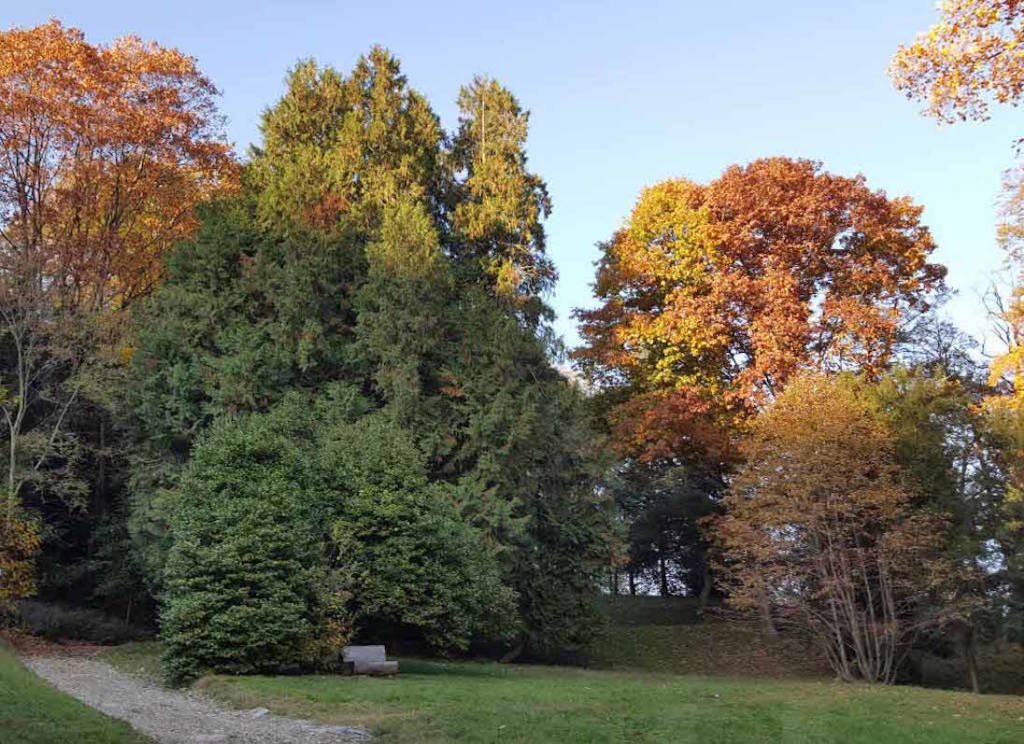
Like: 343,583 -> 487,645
22,654 -> 371,743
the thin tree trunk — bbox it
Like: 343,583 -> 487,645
628,570 -> 636,597
760,591 -> 778,637
96,418 -> 107,517
500,637 -> 525,663
698,560 -> 712,617
5,428 -> 15,527
963,624 -> 981,694
658,556 -> 669,597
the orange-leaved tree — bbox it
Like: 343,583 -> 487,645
890,3 -> 1024,405
0,20 -> 234,601
575,158 -> 946,464
987,166 -> 1024,409
892,4 -> 1024,659
714,374 -> 952,683
890,0 -> 1024,124
0,19 -> 236,310
983,168 -> 1024,601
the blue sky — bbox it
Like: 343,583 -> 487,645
12,1 -> 1021,349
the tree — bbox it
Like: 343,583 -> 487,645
607,461 -> 719,604
160,413 -> 349,684
980,172 -> 1024,644
248,49 -> 443,236
129,49 -> 618,661
160,391 -> 518,678
870,364 -> 1006,692
714,374 -> 953,683
986,167 -> 1024,409
321,412 -> 517,651
892,9 -> 1024,656
575,161 -> 943,619
979,195 -> 1024,641
0,20 -> 233,604
987,401 -> 1024,644
0,20 -> 235,310
889,0 -> 1024,124
0,259 -> 89,524
450,77 -> 554,303
575,158 -> 946,463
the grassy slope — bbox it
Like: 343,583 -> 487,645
0,644 -> 147,744
194,658 -> 1024,743
589,596 -> 828,678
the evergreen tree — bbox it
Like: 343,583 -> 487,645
320,411 -> 517,650
450,77 -> 554,304
127,49 -> 618,662
249,48 -> 445,236
161,413 -> 348,684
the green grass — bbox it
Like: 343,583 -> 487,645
189,658 -> 1024,743
0,643 -> 147,744
101,641 -> 164,683
598,595 -> 706,626
97,614 -> 1024,743
589,620 -> 828,678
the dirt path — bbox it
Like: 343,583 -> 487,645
22,653 -> 371,743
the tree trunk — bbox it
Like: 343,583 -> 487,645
500,637 -> 525,663
610,568 -> 619,596
6,422 -> 16,528
658,556 -> 669,597
96,418 -> 107,517
963,624 -> 981,694
697,560 -> 712,617
628,570 -> 636,597
759,590 -> 777,637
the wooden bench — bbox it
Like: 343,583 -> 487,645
342,645 -> 399,676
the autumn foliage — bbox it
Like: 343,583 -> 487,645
892,6 -> 1024,589
891,0 -> 1024,420
0,20 -> 236,309
0,510 -> 40,607
890,0 -> 1024,123
714,375 -> 952,683
575,158 -> 945,463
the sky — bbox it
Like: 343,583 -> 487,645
9,0 -> 1022,350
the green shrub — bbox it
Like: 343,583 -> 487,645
322,414 -> 518,650
160,415 -> 349,684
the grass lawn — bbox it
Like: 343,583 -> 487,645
588,621 -> 828,678
589,597 -> 828,679
107,649 -> 1021,743
100,637 -> 1024,743
0,643 -> 147,744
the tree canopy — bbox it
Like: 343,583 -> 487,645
575,158 -> 946,464
890,0 -> 1024,123
714,374 -> 953,683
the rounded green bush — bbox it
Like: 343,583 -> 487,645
160,415 -> 347,684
